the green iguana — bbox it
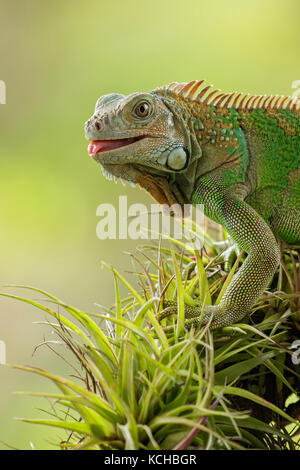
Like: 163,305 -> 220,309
84,79 -> 300,329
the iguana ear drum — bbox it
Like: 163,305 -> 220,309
166,147 -> 190,171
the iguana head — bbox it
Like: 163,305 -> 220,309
84,90 -> 202,207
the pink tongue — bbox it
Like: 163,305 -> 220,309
88,140 -> 112,155
88,138 -> 136,155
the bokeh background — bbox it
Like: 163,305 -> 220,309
0,0 -> 299,449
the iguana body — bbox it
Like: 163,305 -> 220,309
85,80 -> 300,329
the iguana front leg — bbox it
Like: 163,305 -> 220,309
159,177 -> 281,329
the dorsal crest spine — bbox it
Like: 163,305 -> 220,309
154,80 -> 300,112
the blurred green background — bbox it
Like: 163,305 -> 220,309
0,0 -> 299,449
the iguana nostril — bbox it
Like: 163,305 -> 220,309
95,121 -> 101,130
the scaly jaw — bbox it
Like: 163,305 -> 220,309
98,163 -> 137,187
87,136 -> 150,186
86,136 -> 186,206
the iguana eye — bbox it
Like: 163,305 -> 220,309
134,101 -> 151,118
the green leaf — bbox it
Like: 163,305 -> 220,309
16,418 -> 91,435
214,385 -> 298,424
194,250 -> 211,305
215,351 -> 276,385
215,253 -> 241,305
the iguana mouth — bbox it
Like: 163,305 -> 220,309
87,137 -> 188,208
88,136 -> 147,155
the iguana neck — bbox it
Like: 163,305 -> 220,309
157,93 -> 252,201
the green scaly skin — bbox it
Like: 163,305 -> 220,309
84,80 -> 300,329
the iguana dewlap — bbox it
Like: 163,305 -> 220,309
84,80 -> 300,329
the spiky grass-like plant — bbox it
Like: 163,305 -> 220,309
1,226 -> 300,450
